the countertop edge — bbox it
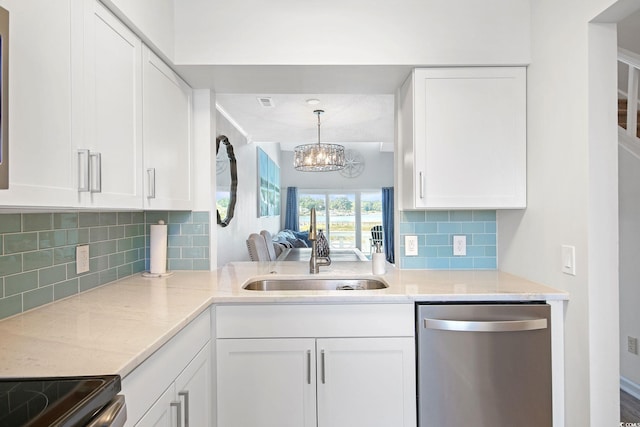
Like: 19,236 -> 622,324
0,268 -> 568,379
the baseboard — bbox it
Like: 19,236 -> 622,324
621,376 -> 640,400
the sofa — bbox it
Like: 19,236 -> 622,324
272,229 -> 311,248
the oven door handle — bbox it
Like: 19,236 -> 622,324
423,318 -> 547,332
86,395 -> 127,427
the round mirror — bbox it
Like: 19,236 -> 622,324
216,135 -> 237,227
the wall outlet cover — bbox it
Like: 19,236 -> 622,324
453,235 -> 467,256
76,245 -> 90,275
405,235 -> 418,256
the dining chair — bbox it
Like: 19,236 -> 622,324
246,233 -> 271,261
260,230 -> 277,261
370,225 -> 384,253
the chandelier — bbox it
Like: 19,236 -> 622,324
294,110 -> 345,172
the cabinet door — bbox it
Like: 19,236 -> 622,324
217,338 -> 317,427
316,337 -> 416,427
76,0 -> 143,208
413,67 -> 526,209
135,384 -> 176,427
175,343 -> 211,427
0,1 -> 77,207
142,46 -> 192,210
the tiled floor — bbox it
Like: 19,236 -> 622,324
621,389 -> 640,423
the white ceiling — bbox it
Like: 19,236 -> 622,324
215,93 -> 396,151
176,65 -> 412,153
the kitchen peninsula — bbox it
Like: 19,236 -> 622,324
0,262 -> 568,426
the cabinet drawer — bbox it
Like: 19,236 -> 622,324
216,304 -> 414,338
122,309 -> 211,425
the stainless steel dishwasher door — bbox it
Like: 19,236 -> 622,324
417,303 -> 552,427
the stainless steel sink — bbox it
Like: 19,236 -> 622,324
242,278 -> 389,291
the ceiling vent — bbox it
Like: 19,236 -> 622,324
256,97 -> 274,108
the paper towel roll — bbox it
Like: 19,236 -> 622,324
149,220 -> 168,275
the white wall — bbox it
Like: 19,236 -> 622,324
618,8 -> 640,53
174,0 -> 531,66
216,112 -> 281,267
191,90 -> 217,269
617,5 -> 640,396
498,0 -> 626,425
619,139 -> 640,387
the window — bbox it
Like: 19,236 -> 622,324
298,190 -> 383,254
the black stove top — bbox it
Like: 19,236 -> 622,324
0,375 -> 121,427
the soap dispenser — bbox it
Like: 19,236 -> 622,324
372,242 -> 386,275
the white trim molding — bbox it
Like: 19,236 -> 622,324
621,376 -> 640,401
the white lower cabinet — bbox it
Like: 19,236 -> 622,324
217,338 -> 317,427
122,310 -> 212,427
216,304 -> 416,427
134,384 -> 175,427
316,337 -> 414,427
136,344 -> 211,427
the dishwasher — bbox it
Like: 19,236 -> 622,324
416,302 -> 552,427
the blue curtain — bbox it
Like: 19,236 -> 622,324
382,187 -> 394,264
284,187 -> 299,231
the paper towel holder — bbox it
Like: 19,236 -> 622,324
142,220 -> 174,278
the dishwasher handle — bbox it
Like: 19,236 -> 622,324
423,317 -> 547,332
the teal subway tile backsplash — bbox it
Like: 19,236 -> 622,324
0,210 -> 211,321
144,211 -> 211,272
400,210 -> 497,270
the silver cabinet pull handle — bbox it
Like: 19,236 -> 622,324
171,401 -> 182,427
419,171 -> 424,199
89,152 -> 102,193
306,350 -> 311,385
77,149 -> 90,192
178,391 -> 190,427
147,168 -> 156,199
320,349 -> 326,384
423,318 -> 547,332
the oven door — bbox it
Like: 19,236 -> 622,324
86,395 -> 127,427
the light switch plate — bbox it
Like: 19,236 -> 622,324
405,235 -> 418,256
76,245 -> 90,274
561,245 -> 576,276
453,235 -> 466,256
628,336 -> 638,355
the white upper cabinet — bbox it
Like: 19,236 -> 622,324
399,67 -> 527,210
0,1 -> 77,207
72,0 -> 143,209
142,46 -> 193,210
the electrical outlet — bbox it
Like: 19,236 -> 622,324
405,235 -> 418,256
76,245 -> 90,274
453,235 -> 466,256
628,336 -> 638,355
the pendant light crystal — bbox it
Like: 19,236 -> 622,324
294,110 -> 345,172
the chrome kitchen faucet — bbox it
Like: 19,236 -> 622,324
308,207 -> 331,274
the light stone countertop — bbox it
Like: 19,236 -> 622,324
0,261 -> 568,379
